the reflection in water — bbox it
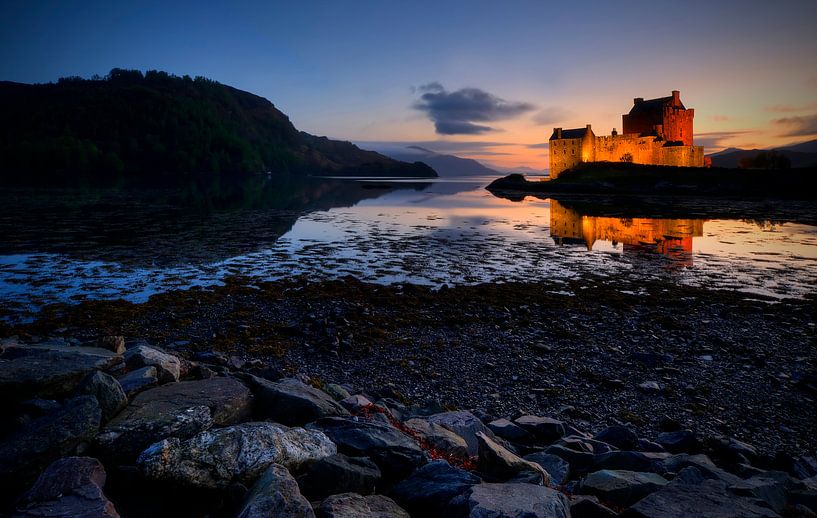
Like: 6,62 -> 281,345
549,200 -> 704,264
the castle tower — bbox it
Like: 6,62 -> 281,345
622,90 -> 694,145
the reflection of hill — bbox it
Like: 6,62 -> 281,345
0,176 -> 405,266
550,200 -> 704,263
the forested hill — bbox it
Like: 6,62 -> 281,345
0,69 -> 436,179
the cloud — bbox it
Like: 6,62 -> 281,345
694,130 -> 755,149
526,142 -> 550,149
531,107 -> 572,125
711,115 -> 731,122
772,114 -> 817,136
765,102 -> 817,113
413,83 -> 535,135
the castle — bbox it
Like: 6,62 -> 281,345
549,90 -> 706,178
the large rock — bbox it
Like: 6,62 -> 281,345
592,451 -> 671,473
309,417 -> 427,481
514,416 -> 566,444
237,464 -> 315,518
245,376 -> 349,426
13,457 -> 119,518
545,444 -> 595,474
391,460 -> 481,516
0,396 -> 101,500
138,422 -> 336,489
593,425 -> 638,451
427,411 -> 495,456
624,479 -> 779,517
97,336 -> 126,355
655,429 -> 700,453
297,454 -> 381,500
117,366 -> 158,398
0,348 -> 121,402
659,454 -> 742,485
77,370 -> 127,422
316,493 -> 409,518
450,482 -> 570,518
570,495 -> 618,518
579,470 -> 668,507
488,419 -> 535,445
123,345 -> 180,383
404,418 -> 470,458
96,377 -> 253,462
477,432 -> 549,485
524,453 -> 571,486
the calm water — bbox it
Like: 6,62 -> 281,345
1,175 -> 816,319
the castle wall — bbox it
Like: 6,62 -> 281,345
661,107 -> 694,145
549,137 -> 584,179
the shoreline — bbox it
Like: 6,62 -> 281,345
4,274 -> 814,457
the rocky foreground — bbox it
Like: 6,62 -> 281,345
1,336 -> 816,517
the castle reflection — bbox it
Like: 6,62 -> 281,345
549,200 -> 704,263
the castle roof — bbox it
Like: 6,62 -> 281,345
549,127 -> 591,140
627,95 -> 685,118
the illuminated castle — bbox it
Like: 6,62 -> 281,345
549,90 -> 706,178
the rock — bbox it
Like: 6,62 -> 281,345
191,350 -> 229,365
391,460 -> 481,516
237,464 -> 315,518
660,454 -> 742,485
625,479 -> 779,517
0,348 -> 121,402
309,417 -> 427,482
592,451 -> 671,473
579,469 -> 668,507
138,421 -> 335,489
594,425 -> 638,451
658,415 -> 683,432
96,377 -> 253,462
514,415 -> 565,444
523,453 -> 571,485
117,366 -> 158,397
77,370 -> 127,422
570,495 -> 618,518
340,394 -> 373,413
636,439 -> 666,453
244,376 -> 349,426
297,454 -> 381,500
545,444 -> 595,474
656,429 -> 700,453
450,482 -> 570,518
325,383 -> 352,401
476,432 -> 549,485
97,336 -> 126,354
404,418 -> 470,458
729,474 -> 790,513
123,345 -> 180,383
316,493 -> 409,518
13,457 -> 119,517
488,418 -> 535,444
708,436 -> 758,464
0,396 -> 101,500
427,411 -> 495,456
637,381 -> 661,393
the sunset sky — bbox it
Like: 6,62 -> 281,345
3,0 -> 816,170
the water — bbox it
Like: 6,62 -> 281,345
1,175 -> 815,319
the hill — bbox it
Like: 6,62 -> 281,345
781,138 -> 817,154
707,144 -> 817,168
0,69 -> 436,179
366,144 -> 500,176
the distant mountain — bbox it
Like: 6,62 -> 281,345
707,146 -> 817,168
374,145 -> 500,177
781,138 -> 817,154
0,69 -> 436,179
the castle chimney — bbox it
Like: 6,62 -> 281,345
554,127 -> 562,138
634,97 -> 644,104
612,128 -> 618,136
586,124 -> 592,130
672,90 -> 680,104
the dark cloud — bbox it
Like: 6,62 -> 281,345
694,130 -> 755,149
413,83 -> 535,135
531,107 -> 572,125
526,142 -> 550,149
773,114 -> 817,136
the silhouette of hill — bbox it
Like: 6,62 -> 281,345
0,69 -> 436,180
707,147 -> 817,168
781,138 -> 817,154
375,145 -> 500,176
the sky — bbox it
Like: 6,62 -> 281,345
2,0 -> 816,170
